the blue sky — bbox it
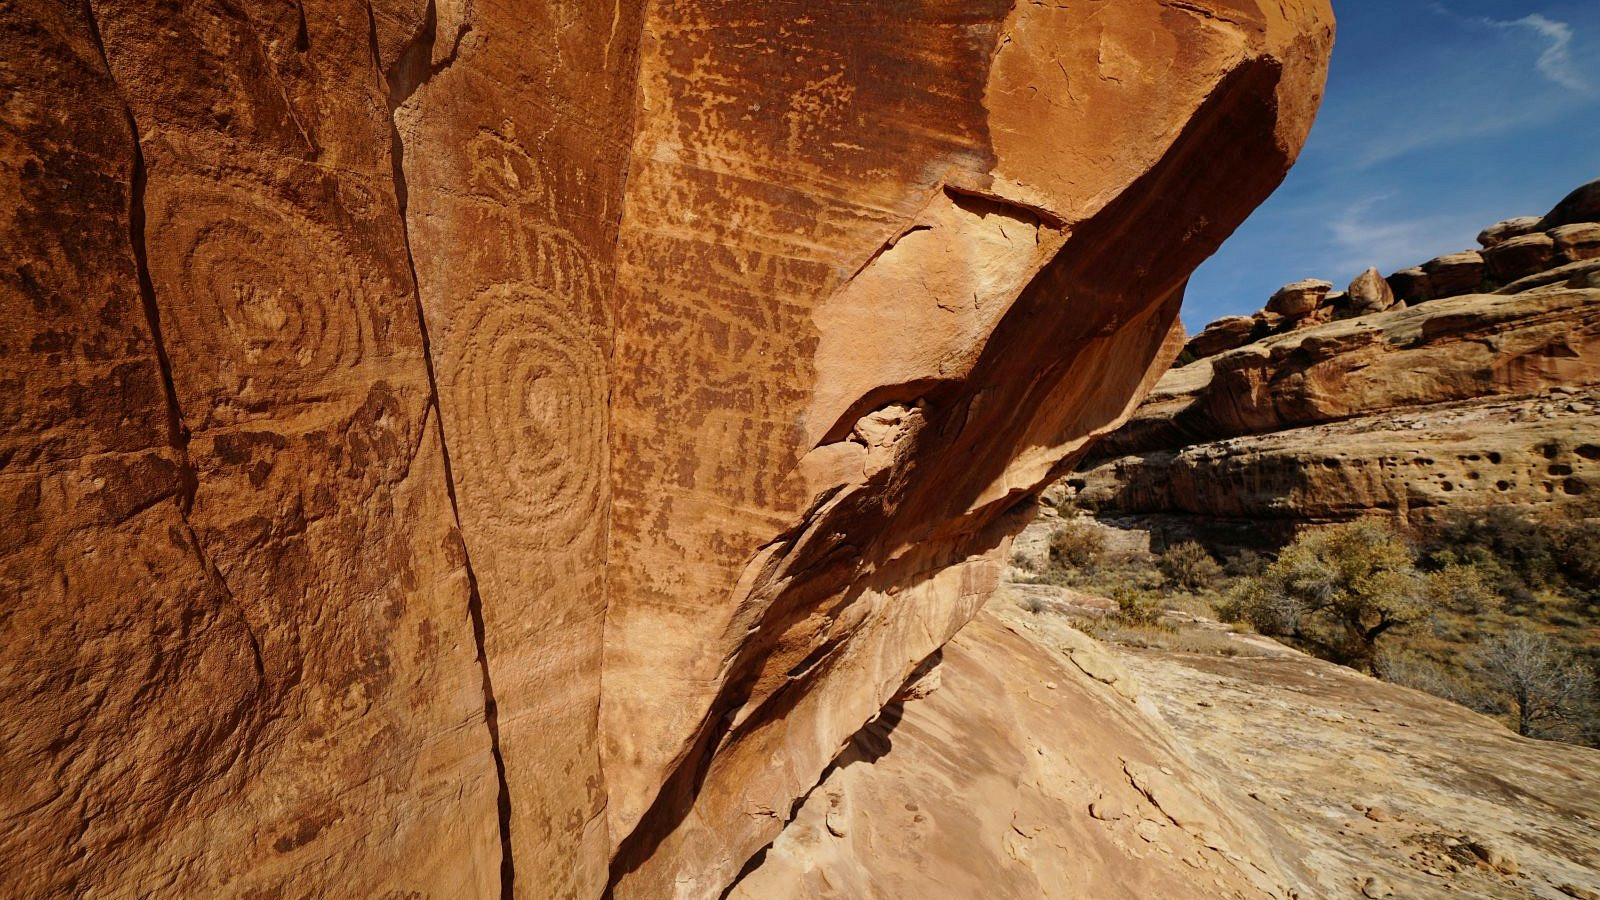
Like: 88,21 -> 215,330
1183,0 -> 1600,330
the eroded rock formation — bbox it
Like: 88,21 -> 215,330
1077,182 -> 1600,549
0,2 -> 1333,897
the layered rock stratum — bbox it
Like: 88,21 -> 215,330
1074,182 -> 1600,549
0,2 -> 1333,897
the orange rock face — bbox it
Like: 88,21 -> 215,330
0,2 -> 1331,898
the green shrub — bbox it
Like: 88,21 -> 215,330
1423,507 -> 1559,591
1224,549 -> 1268,578
1554,511 -> 1600,592
1157,541 -> 1223,591
1425,564 -> 1500,615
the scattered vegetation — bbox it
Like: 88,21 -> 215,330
1111,583 -> 1165,627
1078,618 -> 1244,657
1010,502 -> 1600,747
1475,629 -> 1597,742
1219,520 -> 1431,672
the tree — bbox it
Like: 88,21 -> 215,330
1227,520 -> 1427,671
1476,629 -> 1597,740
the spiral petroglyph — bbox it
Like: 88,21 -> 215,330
440,283 -> 606,544
152,180 -> 378,405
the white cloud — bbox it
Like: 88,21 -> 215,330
1341,6 -> 1597,168
1497,13 -> 1593,94
1434,4 -> 1596,95
1318,195 -> 1484,281
1345,102 -> 1561,169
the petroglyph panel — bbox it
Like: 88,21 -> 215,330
2,0 -> 1335,897
393,1 -> 643,893
0,1 -> 502,896
603,2 -> 1333,896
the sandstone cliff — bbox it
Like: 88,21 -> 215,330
0,2 -> 1333,897
1074,182 -> 1600,548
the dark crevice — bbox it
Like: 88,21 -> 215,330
369,3 -> 512,896
715,653 -> 934,899
83,0 -> 280,742
83,0 -> 264,683
82,0 -> 193,501
595,3 -> 651,849
293,1 -> 310,53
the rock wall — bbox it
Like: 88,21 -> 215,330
0,2 -> 1332,898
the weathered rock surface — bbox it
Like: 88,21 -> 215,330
1095,288 -> 1600,463
729,607 -> 1311,899
1553,223 -> 1600,263
1079,386 -> 1600,548
1125,620 -> 1600,899
1478,216 -> 1542,248
1388,265 -> 1433,305
1185,314 -> 1262,359
1424,250 -> 1486,297
1267,277 -> 1334,318
1484,233 -> 1556,284
0,1 -> 1333,898
1077,184 -> 1600,544
736,597 -> 1600,898
1348,266 -> 1396,313
1540,179 -> 1600,231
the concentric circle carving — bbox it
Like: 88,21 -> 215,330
158,185 -> 375,394
441,283 -> 606,545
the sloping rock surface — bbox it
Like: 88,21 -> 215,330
730,607 -> 1310,899
0,2 -> 1332,898
1127,632 -> 1600,899
738,599 -> 1600,899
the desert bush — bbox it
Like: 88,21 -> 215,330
1157,541 -> 1223,591
1425,563 -> 1500,615
1553,509 -> 1600,592
1085,619 -> 1243,656
1111,583 -> 1165,627
1054,494 -> 1099,517
1016,594 -> 1049,615
1049,521 -> 1107,570
1423,506 -> 1559,591
1376,649 -> 1491,711
1225,520 -> 1428,671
